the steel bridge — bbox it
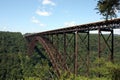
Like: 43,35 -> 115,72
25,18 -> 120,76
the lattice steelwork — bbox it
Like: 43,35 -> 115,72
25,18 -> 120,77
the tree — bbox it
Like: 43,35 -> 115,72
96,0 -> 120,20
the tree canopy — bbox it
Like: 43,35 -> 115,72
96,0 -> 120,20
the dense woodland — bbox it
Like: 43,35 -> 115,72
0,31 -> 120,80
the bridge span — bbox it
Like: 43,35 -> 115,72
25,18 -> 120,76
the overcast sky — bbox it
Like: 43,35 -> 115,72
0,0 -> 120,34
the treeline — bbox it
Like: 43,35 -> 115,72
0,31 -> 26,53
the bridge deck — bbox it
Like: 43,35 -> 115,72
26,18 -> 120,37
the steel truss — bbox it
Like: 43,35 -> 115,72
25,18 -> 120,77
42,31 -> 90,76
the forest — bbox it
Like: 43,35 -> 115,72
0,31 -> 120,80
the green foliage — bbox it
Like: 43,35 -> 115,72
96,0 -> 120,20
0,52 -> 54,80
57,58 -> 120,80
0,31 -> 27,53
0,53 -> 24,79
57,72 -> 74,80
0,32 -> 53,80
90,58 -> 120,80
56,72 -> 109,80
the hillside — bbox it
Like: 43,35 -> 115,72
0,32 -> 53,80
0,31 -> 27,53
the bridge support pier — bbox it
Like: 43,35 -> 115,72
77,31 -> 90,76
98,28 -> 114,62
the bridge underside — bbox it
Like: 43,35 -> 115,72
25,18 -> 120,76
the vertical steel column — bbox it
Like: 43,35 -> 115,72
51,34 -> 54,44
48,34 -> 51,41
73,32 -> 75,78
98,28 -> 101,59
98,27 -> 102,77
56,34 -> 59,51
87,31 -> 90,76
74,31 -> 78,75
64,33 -> 67,56
111,29 -> 114,62
63,33 -> 67,68
56,34 -> 59,63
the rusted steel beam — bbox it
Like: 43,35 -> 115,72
63,33 -> 67,66
56,34 -> 59,51
111,29 -> 114,62
31,35 -> 69,76
87,31 -> 90,76
64,33 -> 66,55
36,36 -> 61,76
98,27 -> 101,59
74,31 -> 78,75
